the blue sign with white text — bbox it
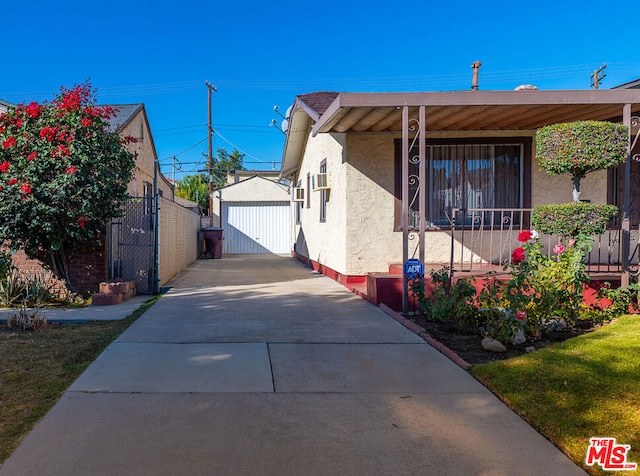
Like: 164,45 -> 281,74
404,258 -> 424,280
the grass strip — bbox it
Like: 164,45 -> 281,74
472,315 -> 640,476
0,296 -> 160,464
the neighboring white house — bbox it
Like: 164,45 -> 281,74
211,175 -> 291,254
0,99 -> 13,114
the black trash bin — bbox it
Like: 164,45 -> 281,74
201,227 -> 223,259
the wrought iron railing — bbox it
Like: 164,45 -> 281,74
449,208 -> 637,279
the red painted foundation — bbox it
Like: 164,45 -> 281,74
292,252 -> 629,314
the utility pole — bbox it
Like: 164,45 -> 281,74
591,64 -> 607,90
206,81 -> 217,215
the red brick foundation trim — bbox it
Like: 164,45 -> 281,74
10,240 -> 108,297
292,252 -> 366,290
91,293 -> 123,306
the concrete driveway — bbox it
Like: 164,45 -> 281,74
0,255 -> 586,475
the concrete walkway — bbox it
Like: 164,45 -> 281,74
0,255 -> 586,476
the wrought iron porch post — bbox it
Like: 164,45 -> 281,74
402,106 -> 426,314
622,104 -> 631,287
402,106 -> 409,313
419,106 -> 426,266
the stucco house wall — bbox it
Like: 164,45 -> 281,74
293,128 -> 612,277
343,133 -> 399,275
293,132 -> 348,273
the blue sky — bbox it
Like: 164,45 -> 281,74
2,0 -> 639,180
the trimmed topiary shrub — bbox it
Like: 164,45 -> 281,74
536,121 -> 628,202
531,202 -> 619,237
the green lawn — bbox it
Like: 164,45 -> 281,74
0,297 -> 158,465
472,315 -> 640,476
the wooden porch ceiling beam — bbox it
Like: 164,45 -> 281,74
369,109 -> 405,132
312,107 -> 350,135
351,107 -> 398,132
516,104 -> 625,130
438,105 -> 497,130
422,106 -> 463,129
462,105 -> 552,131
332,107 -> 375,133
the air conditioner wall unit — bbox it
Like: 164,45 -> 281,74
292,187 -> 305,202
312,173 -> 330,191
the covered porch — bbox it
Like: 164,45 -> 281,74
312,89 -> 640,312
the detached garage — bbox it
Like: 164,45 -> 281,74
212,176 -> 291,255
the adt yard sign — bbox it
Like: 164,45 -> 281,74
404,258 -> 424,280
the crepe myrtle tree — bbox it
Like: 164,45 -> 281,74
0,82 -> 136,291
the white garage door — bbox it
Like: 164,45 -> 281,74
222,202 -> 291,254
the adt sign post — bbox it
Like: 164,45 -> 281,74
404,258 -> 424,280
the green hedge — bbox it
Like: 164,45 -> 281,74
536,121 -> 628,178
531,202 -> 619,237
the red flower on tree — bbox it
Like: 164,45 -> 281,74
40,126 -> 57,142
56,129 -> 74,143
0,161 -> 10,173
27,151 -> 37,161
66,165 -> 77,175
511,247 -> 525,264
2,137 -> 16,149
54,144 -> 71,157
26,102 -> 40,118
517,230 -> 533,243
56,84 -> 92,112
81,117 -> 93,127
7,178 -> 18,185
77,216 -> 88,228
20,182 -> 32,194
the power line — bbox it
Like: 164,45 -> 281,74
160,136 -> 207,161
155,123 -> 207,132
213,130 -> 270,164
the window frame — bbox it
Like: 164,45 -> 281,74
393,137 -> 532,231
319,159 -> 327,223
295,180 -> 302,224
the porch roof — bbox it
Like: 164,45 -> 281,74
313,90 -> 640,134
281,89 -> 640,177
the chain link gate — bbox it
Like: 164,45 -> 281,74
109,196 -> 156,294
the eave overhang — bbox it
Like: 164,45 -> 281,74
313,90 -> 640,135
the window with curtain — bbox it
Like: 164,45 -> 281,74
395,138 -> 530,229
